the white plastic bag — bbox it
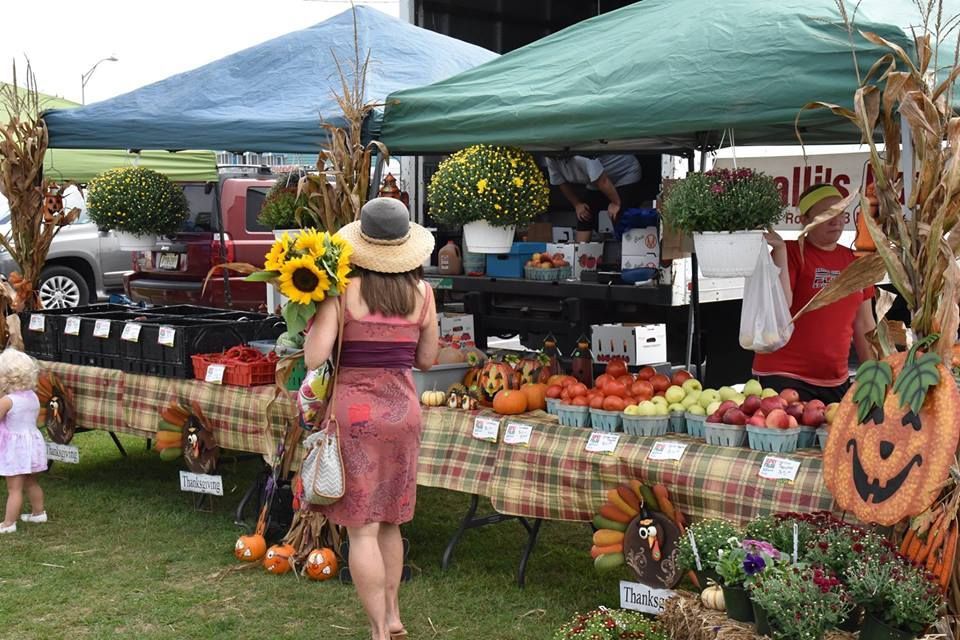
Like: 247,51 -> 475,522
739,240 -> 794,352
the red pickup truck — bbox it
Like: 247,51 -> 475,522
124,168 -> 277,311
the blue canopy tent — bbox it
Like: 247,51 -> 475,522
43,7 -> 496,153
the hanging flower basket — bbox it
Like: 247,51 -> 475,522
693,230 -> 764,278
463,220 -> 516,254
113,231 -> 158,252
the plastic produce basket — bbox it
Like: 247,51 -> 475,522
685,412 -> 707,439
747,426 -> 801,453
524,265 -> 572,281
798,425 -> 819,449
21,303 -> 135,361
704,422 -> 748,447
557,404 -> 590,428
622,414 -> 668,437
589,408 -> 622,432
285,357 -> 307,391
817,426 -> 829,451
191,346 -> 279,387
669,412 -> 687,434
546,397 -> 561,415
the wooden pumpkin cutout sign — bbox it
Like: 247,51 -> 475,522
824,339 -> 960,526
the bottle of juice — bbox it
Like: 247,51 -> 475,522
438,240 -> 462,275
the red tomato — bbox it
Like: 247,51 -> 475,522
568,382 -> 589,398
650,374 -> 671,393
559,376 -> 577,388
589,395 -> 605,409
572,396 -> 590,407
617,374 -> 635,387
560,388 -> 571,403
604,380 -> 627,398
545,385 -> 563,399
602,395 -> 626,412
637,366 -> 656,381
606,359 -> 628,379
630,381 -> 654,400
594,374 -> 614,390
622,396 -> 637,407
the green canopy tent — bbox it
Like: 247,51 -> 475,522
1,83 -> 218,183
381,0 -> 959,154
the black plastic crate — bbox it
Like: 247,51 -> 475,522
133,317 -> 245,379
61,311 -> 161,370
204,311 -> 286,342
145,304 -> 234,316
124,358 -> 193,379
21,304 -> 135,360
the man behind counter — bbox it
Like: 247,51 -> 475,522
752,183 -> 877,403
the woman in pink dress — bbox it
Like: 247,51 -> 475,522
305,198 -> 438,640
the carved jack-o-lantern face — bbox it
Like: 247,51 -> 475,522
825,352 -> 960,525
623,511 -> 682,588
305,547 -> 338,581
478,361 -> 516,403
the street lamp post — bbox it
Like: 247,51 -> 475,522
80,56 -> 118,105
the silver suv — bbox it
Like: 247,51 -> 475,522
0,186 -> 131,308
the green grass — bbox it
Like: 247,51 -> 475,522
0,431 -> 620,640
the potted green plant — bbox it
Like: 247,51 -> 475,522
86,166 -> 189,250
714,537 -> 783,623
427,144 -> 550,253
750,565 -> 853,640
677,518 -> 739,589
552,607 -> 667,640
659,168 -> 784,277
845,551 -> 944,639
257,171 -> 309,234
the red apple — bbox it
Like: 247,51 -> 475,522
671,370 -> 693,386
707,410 -> 725,423
801,405 -> 826,427
806,399 -> 826,412
650,374 -> 671,393
780,388 -> 801,405
717,400 -> 739,415
764,408 -> 790,429
740,395 -> 762,416
759,396 -> 786,416
747,414 -> 766,427
637,366 -> 656,381
723,408 -> 748,425
785,402 -> 805,421
787,415 -> 799,428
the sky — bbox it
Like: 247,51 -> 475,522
0,0 -> 401,105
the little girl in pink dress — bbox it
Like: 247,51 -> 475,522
0,349 -> 47,534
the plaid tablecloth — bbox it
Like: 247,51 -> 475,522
417,407 -> 500,496
43,362 -> 296,461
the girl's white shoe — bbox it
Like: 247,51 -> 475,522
20,512 -> 47,523
0,522 -> 15,533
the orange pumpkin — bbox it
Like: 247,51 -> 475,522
520,383 -> 548,411
304,547 -> 338,581
234,533 -> 267,562
478,360 -> 517,404
493,389 -> 528,415
263,543 -> 296,574
824,352 -> 960,525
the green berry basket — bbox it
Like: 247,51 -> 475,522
704,422 -> 747,447
557,404 -> 590,428
669,412 -> 687,434
546,397 -> 562,415
589,408 -> 623,432
622,414 -> 669,437
817,426 -> 829,451
747,425 -> 800,453
685,412 -> 707,439
524,265 -> 572,281
797,425 -> 818,449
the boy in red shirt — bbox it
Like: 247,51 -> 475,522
753,184 -> 876,403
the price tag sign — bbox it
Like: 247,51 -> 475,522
758,456 -> 802,482
158,326 -> 176,347
585,431 -> 621,454
28,314 -> 45,332
121,323 -> 142,342
46,442 -> 80,464
205,364 -> 226,384
648,440 -> 688,462
503,422 -> 533,446
472,416 -> 500,442
63,316 -> 81,336
93,319 -> 111,338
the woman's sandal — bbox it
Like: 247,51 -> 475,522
389,628 -> 408,639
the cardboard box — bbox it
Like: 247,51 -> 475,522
525,222 -> 553,243
621,253 -> 660,270
547,242 -> 604,279
660,221 -> 694,260
439,313 -> 475,351
591,323 -> 667,366
622,226 -> 660,256
552,226 -> 576,243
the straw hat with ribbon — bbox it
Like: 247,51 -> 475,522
336,197 -> 435,273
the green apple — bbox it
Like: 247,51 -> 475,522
650,396 -> 668,408
624,404 -> 641,416
706,401 -> 721,416
638,401 -> 657,416
686,404 -> 706,416
698,389 -> 720,408
653,402 -> 670,416
681,378 -> 703,394
731,394 -> 746,406
664,385 -> 685,404
668,403 -> 686,414
718,386 -> 739,401
761,388 -> 779,398
681,391 -> 701,408
743,379 -> 763,398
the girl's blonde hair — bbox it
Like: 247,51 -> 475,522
0,348 -> 38,395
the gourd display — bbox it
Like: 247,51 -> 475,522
420,390 -> 447,407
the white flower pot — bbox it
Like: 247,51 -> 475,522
693,230 -> 764,278
113,231 -> 158,252
462,220 -> 516,254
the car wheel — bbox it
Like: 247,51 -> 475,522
38,266 -> 90,309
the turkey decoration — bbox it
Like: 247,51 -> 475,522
155,401 -> 220,474
37,371 -> 76,445
824,337 -> 960,526
591,481 -> 685,588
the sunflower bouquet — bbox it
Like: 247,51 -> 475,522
248,228 -> 353,336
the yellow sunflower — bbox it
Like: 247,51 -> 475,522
294,228 -> 326,257
278,256 -> 330,304
264,235 -> 290,271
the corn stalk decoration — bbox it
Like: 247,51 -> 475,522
296,6 -> 389,232
0,61 -> 79,314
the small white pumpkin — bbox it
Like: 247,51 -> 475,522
701,584 -> 725,611
420,390 -> 446,407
